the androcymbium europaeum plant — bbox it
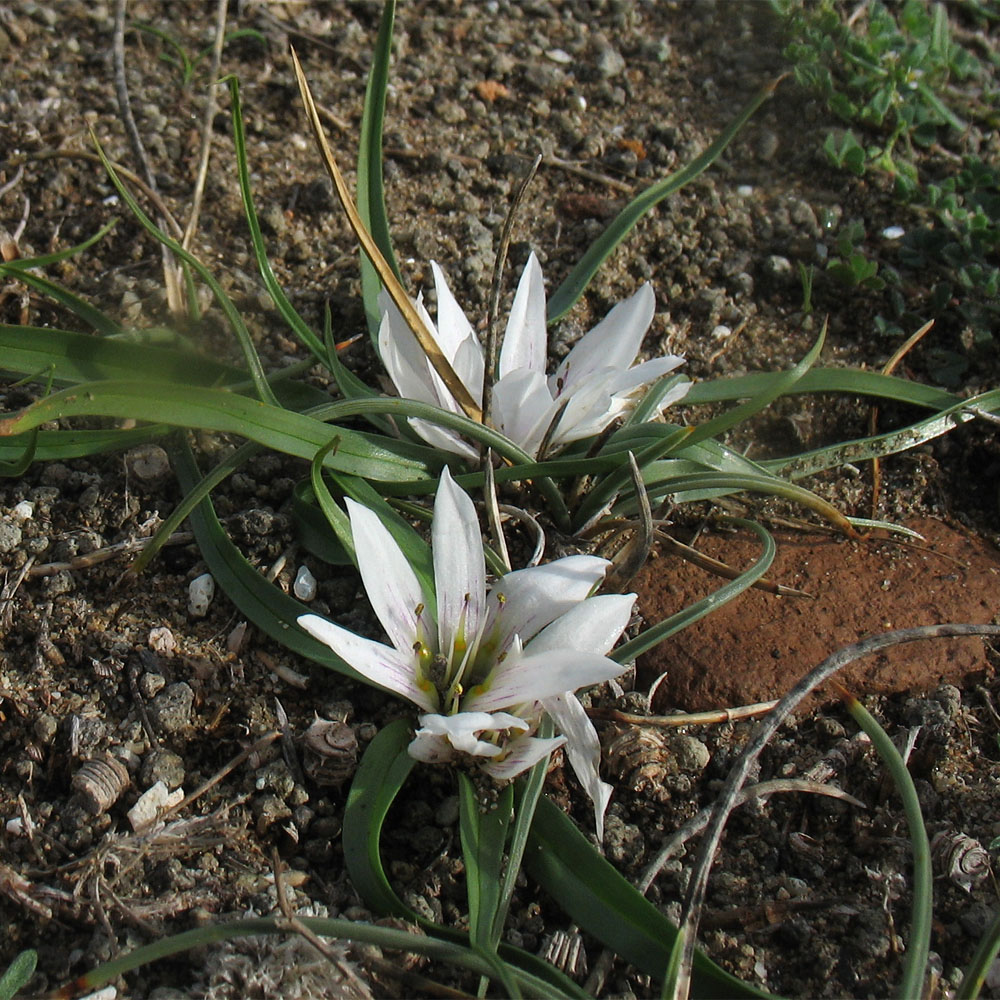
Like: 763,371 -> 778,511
3,1 -> 1000,997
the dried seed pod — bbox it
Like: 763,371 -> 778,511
602,727 -> 674,803
932,831 -> 990,892
302,717 -> 358,788
72,756 -> 130,815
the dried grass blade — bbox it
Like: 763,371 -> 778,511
289,47 -> 482,423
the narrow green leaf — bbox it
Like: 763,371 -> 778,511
173,440 -> 365,682
525,796 -> 771,999
226,75 -> 329,365
839,692 -> 932,1000
0,219 -> 116,271
0,950 -> 37,1000
681,326 -> 826,450
958,909 -> 1000,1000
0,267 -> 122,337
0,426 -> 169,465
308,438 -> 357,564
291,481 -> 353,565
460,774 -> 513,950
92,136 -> 279,406
547,78 -> 780,324
0,380 -> 438,483
357,0 -> 402,341
343,718 -> 419,919
611,519 -> 775,663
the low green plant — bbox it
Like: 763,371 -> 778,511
130,22 -> 266,88
3,2 -> 1000,997
775,0 -> 1000,345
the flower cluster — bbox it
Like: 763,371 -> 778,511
378,252 -> 690,460
299,468 -> 634,838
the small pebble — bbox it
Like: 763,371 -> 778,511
882,225 -> 905,240
149,682 -> 194,733
12,501 -> 33,520
188,573 -> 215,617
140,748 -> 185,789
128,781 -> 183,832
293,565 -> 317,601
127,444 -> 170,481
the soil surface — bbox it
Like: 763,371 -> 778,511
2,2 -> 1000,999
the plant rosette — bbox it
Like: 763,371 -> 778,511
299,467 -> 635,837
378,252 -> 690,460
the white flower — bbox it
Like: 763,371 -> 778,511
299,467 -> 635,838
378,252 -> 690,460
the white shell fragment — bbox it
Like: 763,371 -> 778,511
188,573 -> 215,617
12,501 -> 33,521
147,626 -> 176,655
128,781 -> 184,833
293,564 -> 317,602
127,444 -> 171,481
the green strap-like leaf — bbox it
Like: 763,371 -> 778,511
173,439 -> 365,682
612,518 -> 775,663
0,949 -> 37,1000
226,75 -> 329,365
459,774 -> 513,951
0,380 -> 437,483
92,136 -> 279,406
525,795 -> 773,999
0,267 -> 122,337
357,0 -> 402,342
839,692 -> 932,1000
546,78 -> 781,324
343,718 -> 420,918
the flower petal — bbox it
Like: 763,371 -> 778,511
463,648 -> 624,713
415,712 -> 510,757
550,283 -> 654,397
407,416 -> 480,461
298,614 -> 436,711
346,498 -> 428,655
499,252 -> 547,378
491,368 -> 557,459
431,262 -> 484,400
408,730 -> 457,763
526,593 -> 635,657
481,733 -> 566,780
483,555 -> 611,655
433,467 -> 485,662
543,693 -> 614,840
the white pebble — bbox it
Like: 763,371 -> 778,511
188,573 -> 215,617
546,48 -> 572,64
147,626 -> 176,654
293,564 -> 317,602
5,817 -> 24,836
128,781 -> 184,832
882,225 -> 905,240
736,184 -> 754,197
710,324 -> 732,341
12,501 -> 33,521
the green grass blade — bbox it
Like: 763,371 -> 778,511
132,439 -> 260,575
684,368 -> 959,410
957,908 -> 1000,1000
838,691 -> 932,1000
525,796 -> 772,999
495,719 -> 553,950
0,267 -> 122,337
612,519 -> 775,663
172,439 -> 365,682
0,219 -> 116,270
0,380 -> 438,483
682,326 -> 825,450
343,718 -> 420,919
0,949 -> 36,1000
573,426 -> 695,532
308,438 -> 357,564
291,481 -> 352,565
357,0 -> 402,341
0,426 -> 169,465
459,774 -> 513,951
764,389 -> 1000,480
92,136 -> 279,406
546,78 -> 780,324
226,75 -> 329,365
622,374 -> 692,429
0,428 -> 37,476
